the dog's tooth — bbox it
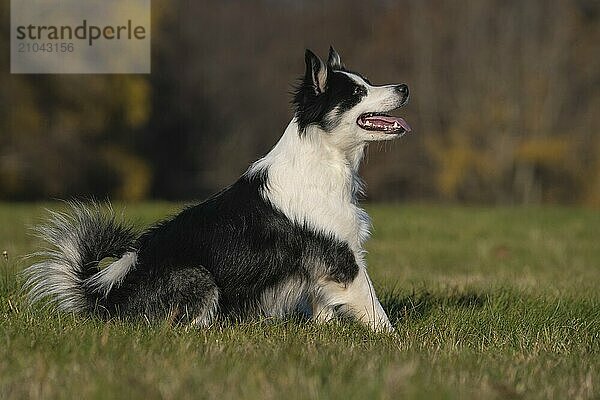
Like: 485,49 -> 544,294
393,121 -> 400,129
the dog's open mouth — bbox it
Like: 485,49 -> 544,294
357,112 -> 411,134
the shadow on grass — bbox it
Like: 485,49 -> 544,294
380,287 -> 488,324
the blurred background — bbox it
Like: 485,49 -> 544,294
1,0 -> 599,205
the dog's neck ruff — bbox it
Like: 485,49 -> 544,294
248,120 -> 371,253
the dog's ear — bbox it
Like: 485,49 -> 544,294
327,46 -> 343,70
304,49 -> 327,95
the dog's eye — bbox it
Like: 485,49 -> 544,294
353,87 -> 364,96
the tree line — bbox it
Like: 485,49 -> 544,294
1,0 -> 598,204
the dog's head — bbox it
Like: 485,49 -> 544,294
292,47 -> 411,143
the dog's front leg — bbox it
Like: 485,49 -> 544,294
317,269 -> 394,333
310,297 -> 336,323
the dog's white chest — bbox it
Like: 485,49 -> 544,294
250,120 -> 372,254
259,166 -> 371,253
274,186 -> 370,252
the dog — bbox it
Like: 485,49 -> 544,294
24,47 -> 411,332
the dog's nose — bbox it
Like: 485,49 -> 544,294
396,84 -> 409,96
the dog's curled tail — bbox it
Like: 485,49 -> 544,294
22,201 -> 138,314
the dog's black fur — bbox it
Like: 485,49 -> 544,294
25,172 -> 358,324
103,171 -> 358,322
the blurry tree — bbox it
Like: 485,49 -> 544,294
0,0 -> 598,204
0,4 -> 151,201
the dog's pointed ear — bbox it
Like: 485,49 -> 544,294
327,46 -> 343,70
304,49 -> 327,95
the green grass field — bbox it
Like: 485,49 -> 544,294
1,203 -> 598,399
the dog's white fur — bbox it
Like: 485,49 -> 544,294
87,251 -> 137,296
250,81 -> 400,332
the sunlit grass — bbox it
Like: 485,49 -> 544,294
1,203 -> 598,399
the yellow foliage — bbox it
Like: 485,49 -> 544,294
101,147 -> 151,201
427,131 -> 491,199
516,137 -> 570,167
122,78 -> 151,129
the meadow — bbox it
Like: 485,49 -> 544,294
0,203 -> 598,399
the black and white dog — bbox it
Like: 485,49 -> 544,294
24,47 -> 411,333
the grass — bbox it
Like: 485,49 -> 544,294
0,203 -> 599,399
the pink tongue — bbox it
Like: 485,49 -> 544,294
366,115 -> 411,132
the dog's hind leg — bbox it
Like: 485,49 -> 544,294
163,267 -> 220,327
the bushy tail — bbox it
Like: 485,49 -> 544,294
22,201 -> 138,314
